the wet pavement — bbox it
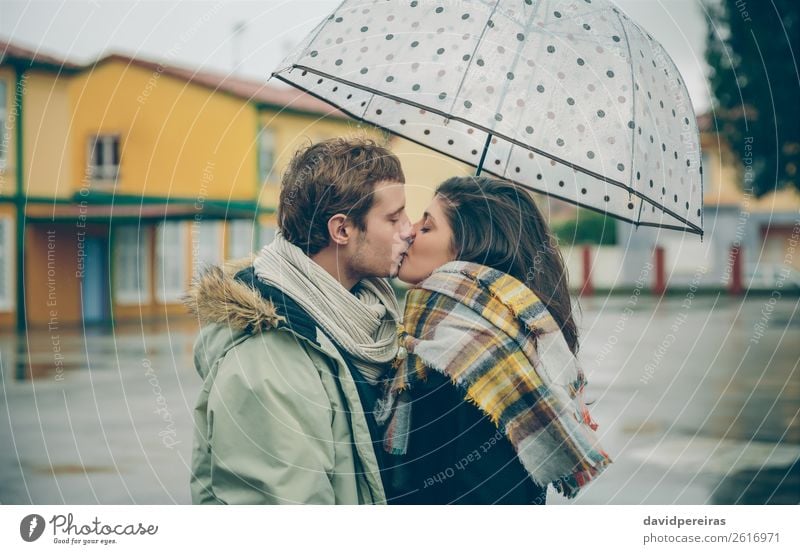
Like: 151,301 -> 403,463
1,295 -> 798,504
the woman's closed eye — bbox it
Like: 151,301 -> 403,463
419,217 -> 432,234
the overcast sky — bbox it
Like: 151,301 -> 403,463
0,0 -> 713,113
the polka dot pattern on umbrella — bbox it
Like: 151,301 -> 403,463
272,0 -> 703,235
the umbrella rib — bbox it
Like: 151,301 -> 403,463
492,0 -> 540,179
275,67 -> 703,235
447,0 -> 502,117
491,1 -> 536,114
296,1 -> 344,64
614,8 -> 642,227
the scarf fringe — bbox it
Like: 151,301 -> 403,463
551,456 -> 612,499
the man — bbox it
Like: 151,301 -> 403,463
184,137 -> 413,504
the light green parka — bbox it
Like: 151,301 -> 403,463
184,259 -> 386,504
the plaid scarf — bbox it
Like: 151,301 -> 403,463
376,261 -> 612,499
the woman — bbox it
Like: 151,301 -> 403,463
379,176 -> 612,504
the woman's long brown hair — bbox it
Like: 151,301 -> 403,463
436,176 -> 580,355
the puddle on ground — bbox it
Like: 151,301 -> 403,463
712,457 -> 800,504
25,463 -> 119,476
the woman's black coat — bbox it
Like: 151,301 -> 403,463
388,371 -> 548,505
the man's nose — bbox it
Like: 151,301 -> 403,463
399,217 -> 415,242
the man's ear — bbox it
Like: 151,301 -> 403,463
327,213 -> 351,246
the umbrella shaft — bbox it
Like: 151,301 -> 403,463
476,133 -> 492,177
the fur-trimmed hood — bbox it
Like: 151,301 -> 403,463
183,256 -> 291,381
183,256 -> 285,333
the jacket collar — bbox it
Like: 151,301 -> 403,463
232,265 -> 321,347
184,257 -> 282,329
183,257 -> 321,348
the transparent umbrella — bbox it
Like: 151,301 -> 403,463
272,0 -> 703,236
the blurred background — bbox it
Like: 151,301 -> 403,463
0,0 -> 797,504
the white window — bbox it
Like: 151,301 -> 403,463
260,224 -> 277,248
0,217 -> 13,310
88,134 -> 120,181
191,220 -> 223,278
114,225 -> 151,305
0,79 -> 8,168
258,125 -> 276,184
156,221 -> 187,303
227,219 -> 256,260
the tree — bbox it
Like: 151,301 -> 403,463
705,0 -> 799,196
552,208 -> 617,246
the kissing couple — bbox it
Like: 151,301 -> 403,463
185,137 -> 611,505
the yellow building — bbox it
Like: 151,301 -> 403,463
1,40 -> 471,331
1,41 -> 83,330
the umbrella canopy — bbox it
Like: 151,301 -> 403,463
272,0 -> 703,236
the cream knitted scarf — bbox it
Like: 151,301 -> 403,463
252,232 -> 401,384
